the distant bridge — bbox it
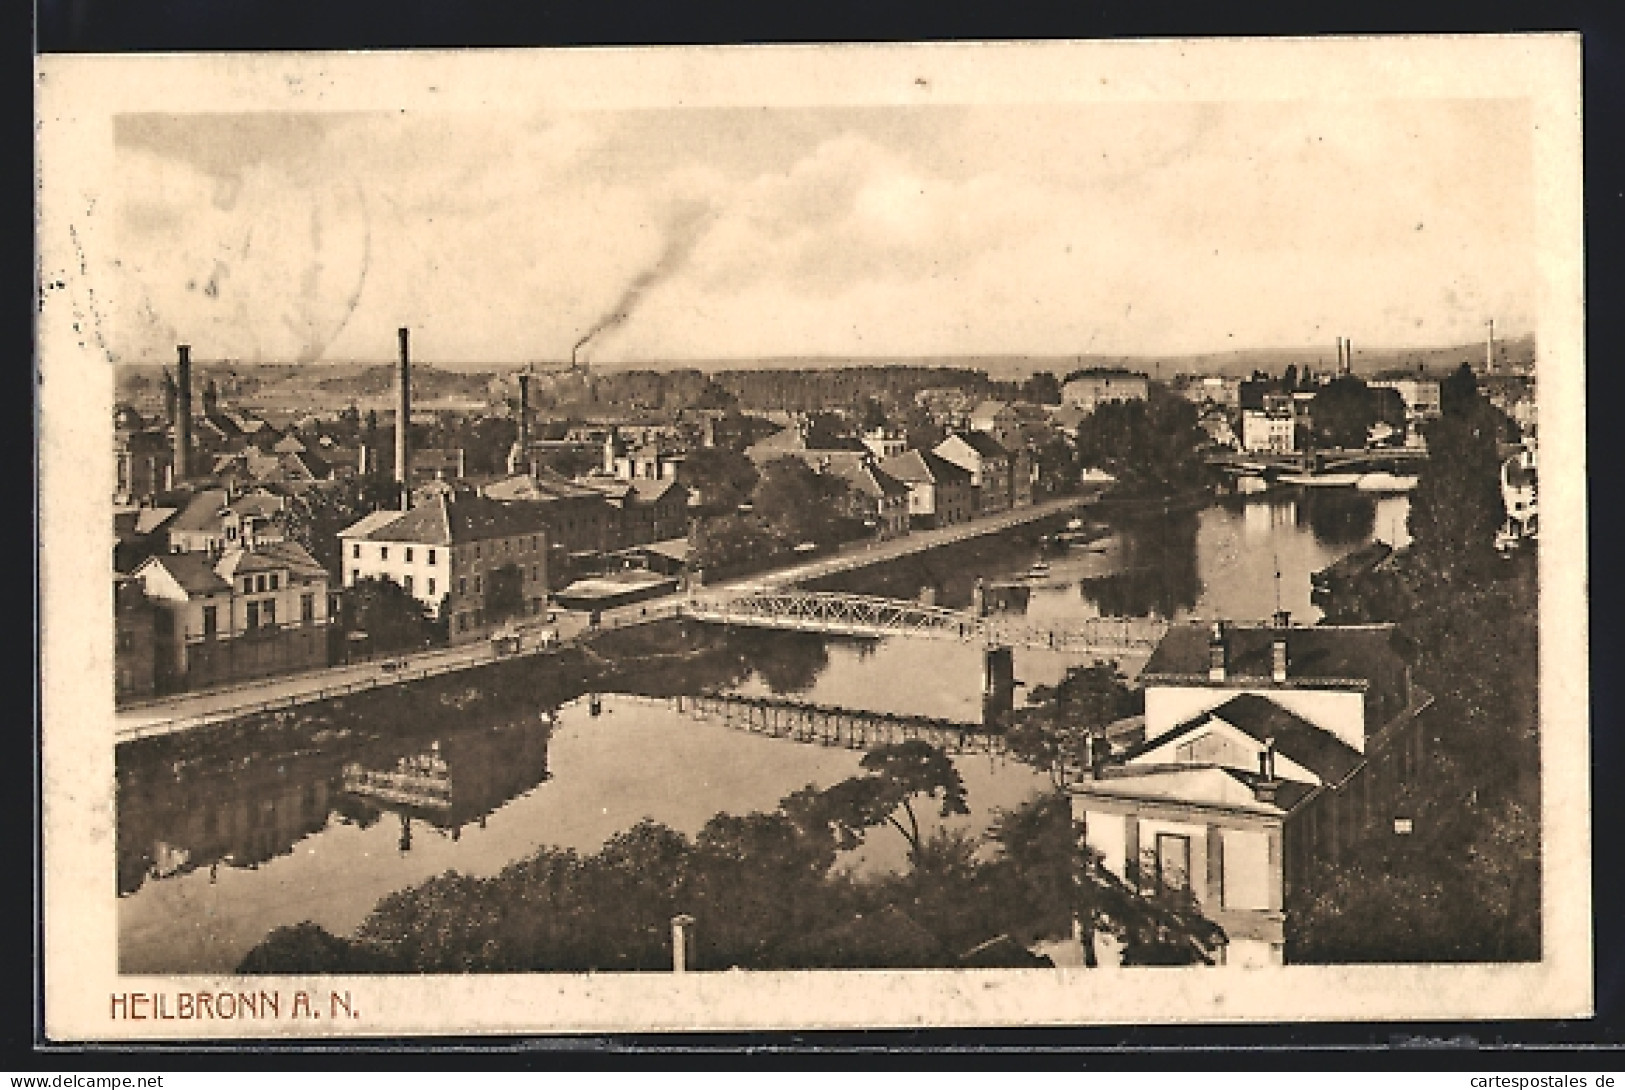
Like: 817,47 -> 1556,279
679,589 -> 1166,655
1208,447 -> 1428,476
676,693 -> 1006,756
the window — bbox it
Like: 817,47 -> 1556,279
269,573 -> 279,591
300,594 -> 315,623
380,546 -> 389,561
405,547 -> 414,563
226,525 -> 237,540
1221,829 -> 1271,910
404,575 -> 414,595
202,606 -> 217,638
457,613 -> 468,632
426,578 -> 436,597
427,548 -> 436,565
352,544 -> 361,559
474,576 -> 482,594
243,578 -> 253,594
458,577 -> 467,595
246,601 -> 260,631
253,574 -> 266,593
1155,833 -> 1191,893
475,544 -> 481,559
262,599 -> 276,626
351,569 -> 360,585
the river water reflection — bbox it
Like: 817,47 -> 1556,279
118,489 -> 1407,973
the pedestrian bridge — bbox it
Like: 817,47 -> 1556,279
679,588 -> 1166,655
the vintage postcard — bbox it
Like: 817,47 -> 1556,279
37,36 -> 1588,1039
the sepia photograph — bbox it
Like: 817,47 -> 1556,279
37,36 -> 1589,1038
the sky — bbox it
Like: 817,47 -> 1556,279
110,99 -> 1536,366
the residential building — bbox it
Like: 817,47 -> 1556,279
813,454 -> 911,538
934,432 -> 1014,514
339,491 -> 552,642
166,488 -> 286,554
1061,370 -> 1150,413
1241,393 -> 1297,453
879,449 -> 976,529
114,576 -> 159,701
860,428 -> 909,460
129,540 -> 333,692
1069,617 -> 1432,967
1498,445 -> 1538,548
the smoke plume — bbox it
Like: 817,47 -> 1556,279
573,201 -> 712,363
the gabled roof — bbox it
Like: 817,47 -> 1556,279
168,489 -> 232,533
137,552 -> 231,596
215,540 -> 327,581
879,449 -> 973,485
339,509 -> 408,540
347,494 -> 554,546
1081,764 -> 1315,816
229,491 -> 283,519
628,477 -> 686,503
133,506 -> 179,536
1123,693 -> 1364,785
937,431 -> 1009,460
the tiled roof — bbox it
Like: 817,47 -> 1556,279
1143,622 -> 1412,730
629,478 -> 685,503
339,509 -> 407,540
168,489 -> 232,533
880,449 -> 973,485
347,494 -> 554,546
1080,764 -> 1314,816
939,431 -> 1009,460
140,552 -> 231,596
1123,693 -> 1364,785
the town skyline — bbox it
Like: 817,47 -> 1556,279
112,98 -> 1536,368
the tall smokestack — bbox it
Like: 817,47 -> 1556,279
173,345 -> 192,484
1336,336 -> 1343,374
517,372 -> 531,456
396,327 -> 412,510
1345,337 -> 1352,375
1487,319 -> 1495,373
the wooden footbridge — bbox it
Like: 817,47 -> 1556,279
679,588 -> 1166,655
676,692 -> 1007,756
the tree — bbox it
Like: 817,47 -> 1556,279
1309,375 -> 1376,449
902,404 -> 947,454
785,741 -> 970,867
751,456 -> 859,547
1021,371 -> 1062,405
855,395 -> 889,432
689,512 -> 785,579
339,576 -> 432,655
681,447 -> 760,515
1407,412 -> 1504,581
282,477 -> 398,577
1006,662 -> 1138,788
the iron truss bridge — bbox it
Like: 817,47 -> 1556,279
680,589 -> 1167,654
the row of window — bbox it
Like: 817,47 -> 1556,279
349,536 -> 547,564
199,593 -> 317,637
240,572 -> 281,594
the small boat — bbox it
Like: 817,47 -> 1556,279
1064,517 -> 1086,532
1027,561 -> 1052,579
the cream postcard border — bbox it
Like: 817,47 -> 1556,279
36,36 -> 1589,1039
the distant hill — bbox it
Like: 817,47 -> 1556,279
114,333 -> 1536,410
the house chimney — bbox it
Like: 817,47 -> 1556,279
1253,739 -> 1280,804
1208,620 -> 1228,681
395,327 -> 412,509
173,345 -> 193,483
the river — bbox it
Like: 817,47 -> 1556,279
117,488 -> 1409,973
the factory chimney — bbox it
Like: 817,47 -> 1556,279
1486,319 -> 1495,374
1336,336 -> 1343,374
395,327 -> 412,510
517,371 -> 531,458
173,344 -> 193,484
1344,337 -> 1353,376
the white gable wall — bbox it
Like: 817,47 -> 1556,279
1145,684 -> 1367,753
1130,719 -> 1324,785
